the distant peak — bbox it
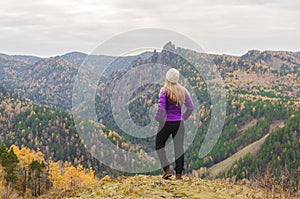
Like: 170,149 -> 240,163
62,51 -> 87,57
241,49 -> 262,60
163,41 -> 176,51
0,53 -> 9,56
245,49 -> 261,56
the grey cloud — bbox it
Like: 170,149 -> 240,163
0,0 -> 299,56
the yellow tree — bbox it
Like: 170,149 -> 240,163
48,160 -> 64,191
9,145 -> 45,196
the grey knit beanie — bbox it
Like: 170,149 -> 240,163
166,68 -> 179,83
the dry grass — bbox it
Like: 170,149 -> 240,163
65,175 -> 265,199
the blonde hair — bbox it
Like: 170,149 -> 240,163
163,80 -> 186,105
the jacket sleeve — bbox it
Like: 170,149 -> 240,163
182,89 -> 194,120
155,89 -> 167,122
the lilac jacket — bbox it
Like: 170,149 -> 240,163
155,88 -> 194,122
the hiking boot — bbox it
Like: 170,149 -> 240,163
175,173 -> 183,180
162,168 -> 172,179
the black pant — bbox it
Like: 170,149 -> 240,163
155,121 -> 185,174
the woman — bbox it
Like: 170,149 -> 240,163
155,68 -> 194,180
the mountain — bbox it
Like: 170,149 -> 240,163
0,84 -> 133,177
89,43 -> 299,191
0,82 -> 160,178
0,51 -> 153,110
0,53 -> 41,65
1,47 -> 299,112
211,51 -> 299,98
60,52 -> 88,65
0,43 -> 299,192
0,85 -> 91,163
241,49 -> 300,72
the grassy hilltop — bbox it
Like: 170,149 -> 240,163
61,175 -> 266,199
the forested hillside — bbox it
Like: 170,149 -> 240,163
227,108 -> 300,190
0,83 -> 158,178
0,42 -> 299,196
0,85 -> 128,178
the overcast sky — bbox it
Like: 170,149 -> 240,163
0,0 -> 299,57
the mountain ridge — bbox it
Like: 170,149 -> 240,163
0,43 -> 299,194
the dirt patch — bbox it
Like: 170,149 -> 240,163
237,118 -> 257,134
